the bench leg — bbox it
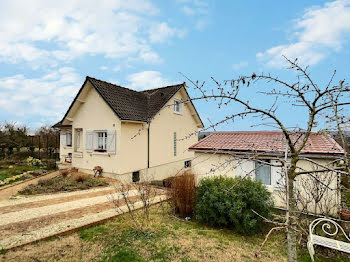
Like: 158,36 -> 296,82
307,240 -> 315,262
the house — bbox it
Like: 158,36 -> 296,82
53,76 -> 203,183
189,131 -> 345,215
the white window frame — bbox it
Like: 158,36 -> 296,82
174,99 -> 182,114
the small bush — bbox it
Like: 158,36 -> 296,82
60,169 -> 69,177
37,178 -> 54,187
168,172 -> 196,217
73,173 -> 87,183
195,176 -> 273,235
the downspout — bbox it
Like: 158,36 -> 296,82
147,121 -> 150,168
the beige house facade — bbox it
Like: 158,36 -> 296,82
54,76 -> 203,183
189,131 -> 344,216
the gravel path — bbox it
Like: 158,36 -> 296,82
0,186 -> 116,207
0,190 -> 139,226
0,183 -> 167,250
0,195 -> 166,249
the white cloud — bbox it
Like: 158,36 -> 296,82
0,0 -> 177,67
182,6 -> 196,15
257,0 -> 350,67
178,0 -> 210,30
149,22 -> 186,43
113,66 -> 121,72
232,61 -> 249,71
100,66 -> 108,71
127,71 -> 173,91
0,68 -> 81,123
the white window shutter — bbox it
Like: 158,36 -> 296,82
86,131 -> 93,152
107,130 -> 116,154
60,131 -> 66,146
93,132 -> 98,151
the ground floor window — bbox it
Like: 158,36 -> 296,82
255,160 -> 271,185
75,128 -> 82,152
97,131 -> 107,151
66,132 -> 72,147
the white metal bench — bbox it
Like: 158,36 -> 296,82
307,217 -> 350,262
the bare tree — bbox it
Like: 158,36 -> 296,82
181,57 -> 350,262
109,172 -> 166,233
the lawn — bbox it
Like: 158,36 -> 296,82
18,171 -> 109,195
0,164 -> 45,187
1,203 -> 349,262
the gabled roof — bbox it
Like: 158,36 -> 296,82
189,131 -> 345,156
55,76 -> 203,126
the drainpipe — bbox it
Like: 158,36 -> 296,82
147,121 -> 150,168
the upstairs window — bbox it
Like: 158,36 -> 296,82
255,160 -> 271,185
174,99 -> 182,114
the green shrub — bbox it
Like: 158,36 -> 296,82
195,176 -> 273,234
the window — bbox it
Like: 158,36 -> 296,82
75,129 -> 82,152
174,132 -> 177,156
66,132 -> 72,147
86,130 -> 115,154
132,171 -> 140,182
255,160 -> 271,185
97,131 -> 107,151
184,160 -> 191,168
174,99 -> 182,114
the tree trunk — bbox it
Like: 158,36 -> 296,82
287,175 -> 297,262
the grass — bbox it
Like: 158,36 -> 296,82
0,163 -> 44,186
75,204 -> 350,262
2,203 -> 350,262
18,172 -> 109,195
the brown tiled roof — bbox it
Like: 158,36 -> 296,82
189,131 -> 344,156
58,76 -> 190,124
88,76 -> 185,122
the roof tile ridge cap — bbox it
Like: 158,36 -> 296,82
213,131 -> 282,134
189,132 -> 216,149
141,83 -> 185,93
86,76 -> 143,95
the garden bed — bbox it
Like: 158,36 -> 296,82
0,164 -> 46,187
18,172 -> 109,195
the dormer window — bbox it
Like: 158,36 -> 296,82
174,99 -> 182,114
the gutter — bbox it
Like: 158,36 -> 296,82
189,149 -> 344,159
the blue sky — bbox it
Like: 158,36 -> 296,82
0,0 -> 350,131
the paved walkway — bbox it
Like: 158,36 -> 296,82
0,186 -> 166,249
